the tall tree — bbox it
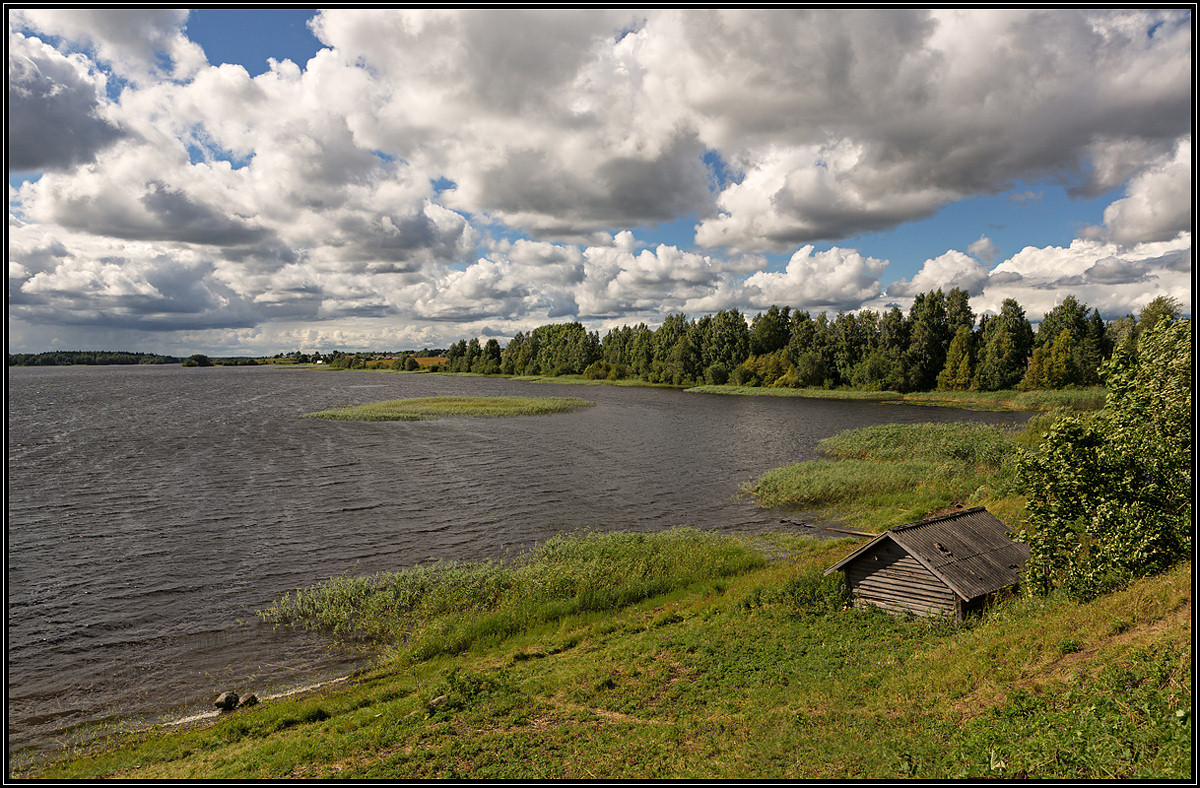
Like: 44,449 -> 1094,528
749,305 -> 791,356
1137,295 -> 1182,337
1035,295 -> 1089,349
1019,328 -> 1082,390
936,326 -> 975,391
904,289 -> 952,391
945,287 -> 975,336
973,298 -> 1034,391
705,309 -> 751,378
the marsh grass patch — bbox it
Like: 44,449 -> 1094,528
302,396 -> 595,421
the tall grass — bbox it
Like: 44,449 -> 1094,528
687,385 -> 1108,412
686,385 -> 902,401
745,421 -> 1028,528
260,529 -> 765,661
1012,386 -> 1106,411
301,396 -> 594,421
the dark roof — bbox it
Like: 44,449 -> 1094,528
824,507 -> 1029,601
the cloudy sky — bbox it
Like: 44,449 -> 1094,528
7,8 -> 1193,355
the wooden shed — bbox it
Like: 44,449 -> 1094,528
823,507 -> 1029,621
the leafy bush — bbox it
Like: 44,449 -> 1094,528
1018,319 -> 1192,598
770,568 -> 847,614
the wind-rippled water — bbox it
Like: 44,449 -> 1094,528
6,364 -> 1030,760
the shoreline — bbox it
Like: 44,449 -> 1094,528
162,675 -> 354,730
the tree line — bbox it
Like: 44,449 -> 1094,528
7,350 -> 181,366
439,289 -> 1183,393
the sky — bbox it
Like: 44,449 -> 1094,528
7,8 -> 1193,356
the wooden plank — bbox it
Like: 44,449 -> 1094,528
849,572 -> 947,592
854,600 -> 953,618
825,527 -> 876,537
846,564 -> 946,588
854,592 -> 955,618
854,578 -> 953,599
854,588 -> 954,608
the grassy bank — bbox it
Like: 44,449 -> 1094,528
742,418 -> 1054,533
686,384 -> 1107,412
21,527 -> 1190,780
301,396 -> 595,421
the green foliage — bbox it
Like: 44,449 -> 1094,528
936,326 -> 975,391
1017,318 -> 1192,598
418,291 -> 1185,406
182,354 -> 213,367
23,544 -> 1191,780
948,644 -> 1191,779
766,568 -> 847,615
973,299 -> 1034,391
1019,328 -> 1083,390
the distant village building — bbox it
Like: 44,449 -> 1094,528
824,507 -> 1029,621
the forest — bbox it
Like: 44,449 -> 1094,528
6,350 -> 181,366
437,289 -> 1183,394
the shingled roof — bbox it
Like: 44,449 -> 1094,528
824,507 -> 1029,601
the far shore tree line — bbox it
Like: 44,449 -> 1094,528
10,291 -> 1183,393
434,290 -> 1184,394
6,350 -> 181,366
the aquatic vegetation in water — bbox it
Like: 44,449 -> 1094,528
301,396 -> 595,421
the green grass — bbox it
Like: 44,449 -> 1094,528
743,420 -> 1030,531
685,385 -> 1107,412
301,396 -> 595,421
687,384 -> 903,401
509,374 -> 682,388
258,529 -> 766,660
21,539 -> 1189,780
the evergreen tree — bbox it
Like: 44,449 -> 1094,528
936,326 -> 974,391
946,287 -> 975,336
1019,328 -> 1081,390
1078,309 -> 1109,384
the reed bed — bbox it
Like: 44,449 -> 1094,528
686,385 -> 1108,412
260,528 -> 765,661
301,396 -> 595,421
744,421 -> 1027,528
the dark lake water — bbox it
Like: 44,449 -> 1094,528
6,364 -> 1031,760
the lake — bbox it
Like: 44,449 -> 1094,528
5,364 -> 1031,760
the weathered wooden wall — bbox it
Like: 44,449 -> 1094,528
844,539 -> 957,618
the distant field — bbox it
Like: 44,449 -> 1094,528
301,396 -> 595,421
